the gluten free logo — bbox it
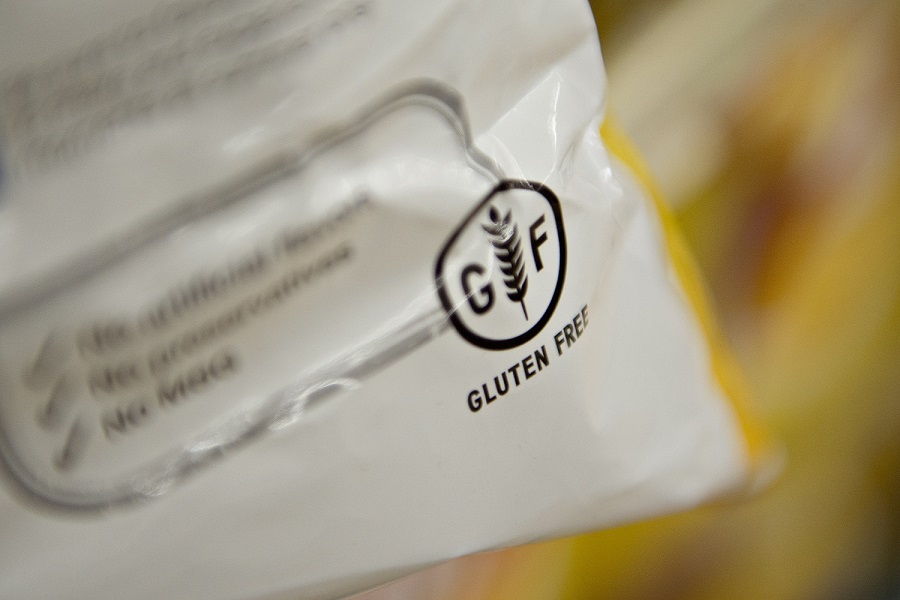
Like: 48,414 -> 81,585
435,180 -> 566,350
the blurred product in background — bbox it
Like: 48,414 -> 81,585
358,0 -> 900,598
566,1 -> 900,597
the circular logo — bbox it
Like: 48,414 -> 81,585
435,180 -> 567,350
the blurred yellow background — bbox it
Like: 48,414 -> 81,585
568,2 -> 900,598
358,1 -> 900,598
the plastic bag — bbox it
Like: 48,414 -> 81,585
0,1 -> 768,598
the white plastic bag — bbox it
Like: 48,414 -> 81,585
0,1 -> 767,598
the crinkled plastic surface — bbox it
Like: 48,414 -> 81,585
0,1 -> 766,599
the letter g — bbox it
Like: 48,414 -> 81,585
461,264 -> 494,314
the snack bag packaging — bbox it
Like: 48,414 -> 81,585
0,1 -> 771,598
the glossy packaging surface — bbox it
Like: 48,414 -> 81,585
0,1 -> 763,599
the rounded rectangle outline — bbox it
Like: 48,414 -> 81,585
0,79 -> 507,512
434,180 -> 567,350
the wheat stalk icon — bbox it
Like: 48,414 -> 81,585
482,206 -> 529,320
